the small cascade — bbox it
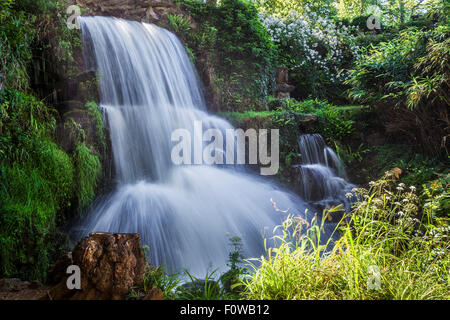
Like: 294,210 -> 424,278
294,134 -> 355,211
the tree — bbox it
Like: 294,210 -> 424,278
253,0 -> 336,17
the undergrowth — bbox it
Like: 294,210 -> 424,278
241,171 -> 449,300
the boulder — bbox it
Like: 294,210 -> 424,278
49,232 -> 146,300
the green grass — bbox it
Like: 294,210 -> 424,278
0,140 -> 74,280
241,171 -> 449,300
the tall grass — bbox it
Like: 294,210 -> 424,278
241,171 -> 449,300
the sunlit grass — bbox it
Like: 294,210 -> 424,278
241,172 -> 449,300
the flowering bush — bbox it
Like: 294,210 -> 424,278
260,7 -> 359,99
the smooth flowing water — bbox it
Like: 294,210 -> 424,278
76,16 -> 351,276
295,134 -> 355,211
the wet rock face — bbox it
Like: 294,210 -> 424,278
50,232 -> 146,300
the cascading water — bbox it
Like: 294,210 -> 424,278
294,134 -> 355,211
76,16 -> 311,276
75,17 -> 353,277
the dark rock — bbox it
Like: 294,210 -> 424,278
28,281 -> 42,290
49,232 -> 146,300
365,132 -> 385,146
0,278 -> 29,292
46,252 -> 73,285
75,70 -> 97,83
142,287 -> 164,300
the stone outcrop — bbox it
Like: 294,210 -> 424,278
49,232 -> 146,300
73,0 -> 190,26
275,66 -> 295,99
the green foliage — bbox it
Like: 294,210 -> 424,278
44,0 -> 83,76
0,1 -> 35,90
0,90 -> 104,282
85,101 -> 106,152
422,173 -> 450,219
275,98 -> 357,143
182,0 -> 277,110
72,142 -> 101,212
254,0 -> 336,18
0,137 -> 73,280
347,28 -> 427,105
1,0 -> 81,89
337,0 -> 432,26
219,236 -> 246,294
0,0 -> 83,280
335,142 -> 371,164
175,270 -> 229,300
367,144 -> 448,188
0,90 -> 56,161
346,23 -> 449,156
167,13 -> 192,36
242,173 -> 449,299
260,6 -> 359,101
0,91 -> 75,281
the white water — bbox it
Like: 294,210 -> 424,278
77,16 -> 311,276
295,134 -> 355,210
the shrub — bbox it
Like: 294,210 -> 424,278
0,1 -> 34,90
181,0 -> 277,111
260,7 -> 359,100
0,140 -> 73,280
0,90 -> 76,280
346,24 -> 449,156
72,142 -> 101,212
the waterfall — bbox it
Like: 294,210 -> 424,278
294,134 -> 355,211
76,16 -> 311,276
75,17 -> 354,277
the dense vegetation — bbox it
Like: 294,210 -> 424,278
0,0 -> 448,299
242,173 -> 449,299
0,0 -> 103,280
